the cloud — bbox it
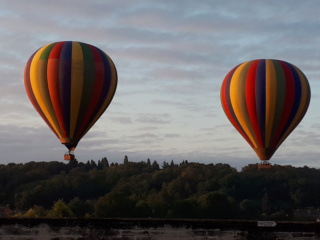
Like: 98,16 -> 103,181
0,0 -> 319,169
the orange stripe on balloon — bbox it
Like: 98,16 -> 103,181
70,42 -> 84,138
265,60 -> 277,147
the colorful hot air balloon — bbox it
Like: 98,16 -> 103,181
24,41 -> 117,160
220,59 -> 310,168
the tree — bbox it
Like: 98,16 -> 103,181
124,155 -> 129,164
171,199 -> 198,218
152,161 -> 159,169
147,159 -> 151,166
98,157 -> 109,169
162,161 -> 169,169
239,199 -> 261,219
261,192 -> 269,214
94,193 -> 135,218
198,192 -> 233,219
68,197 -> 94,217
48,199 -> 74,218
90,160 -> 97,169
20,206 -> 47,218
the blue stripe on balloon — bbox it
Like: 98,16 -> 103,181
59,41 -> 72,136
278,62 -> 302,142
87,49 -> 111,127
255,60 -> 266,146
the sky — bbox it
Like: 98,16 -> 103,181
0,0 -> 320,169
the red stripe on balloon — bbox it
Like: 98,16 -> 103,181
47,42 -> 68,137
245,60 -> 263,147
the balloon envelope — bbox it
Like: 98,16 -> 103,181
220,59 -> 310,161
24,41 -> 117,152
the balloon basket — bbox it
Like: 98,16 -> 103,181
64,153 -> 75,161
258,161 -> 271,169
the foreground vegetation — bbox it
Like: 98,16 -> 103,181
0,157 -> 319,221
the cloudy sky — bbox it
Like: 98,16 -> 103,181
0,0 -> 320,169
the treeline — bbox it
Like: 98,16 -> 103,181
0,157 -> 320,221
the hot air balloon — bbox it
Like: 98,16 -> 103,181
24,41 -> 117,160
220,59 -> 310,169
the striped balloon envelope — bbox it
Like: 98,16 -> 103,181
24,41 -> 117,160
220,59 -> 310,165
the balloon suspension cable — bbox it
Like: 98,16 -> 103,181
258,160 -> 272,169
64,150 -> 75,161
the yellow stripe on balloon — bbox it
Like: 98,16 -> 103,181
29,45 -> 63,138
37,60 -> 62,133
229,61 -> 258,147
70,42 -> 84,138
265,60 -> 277,147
